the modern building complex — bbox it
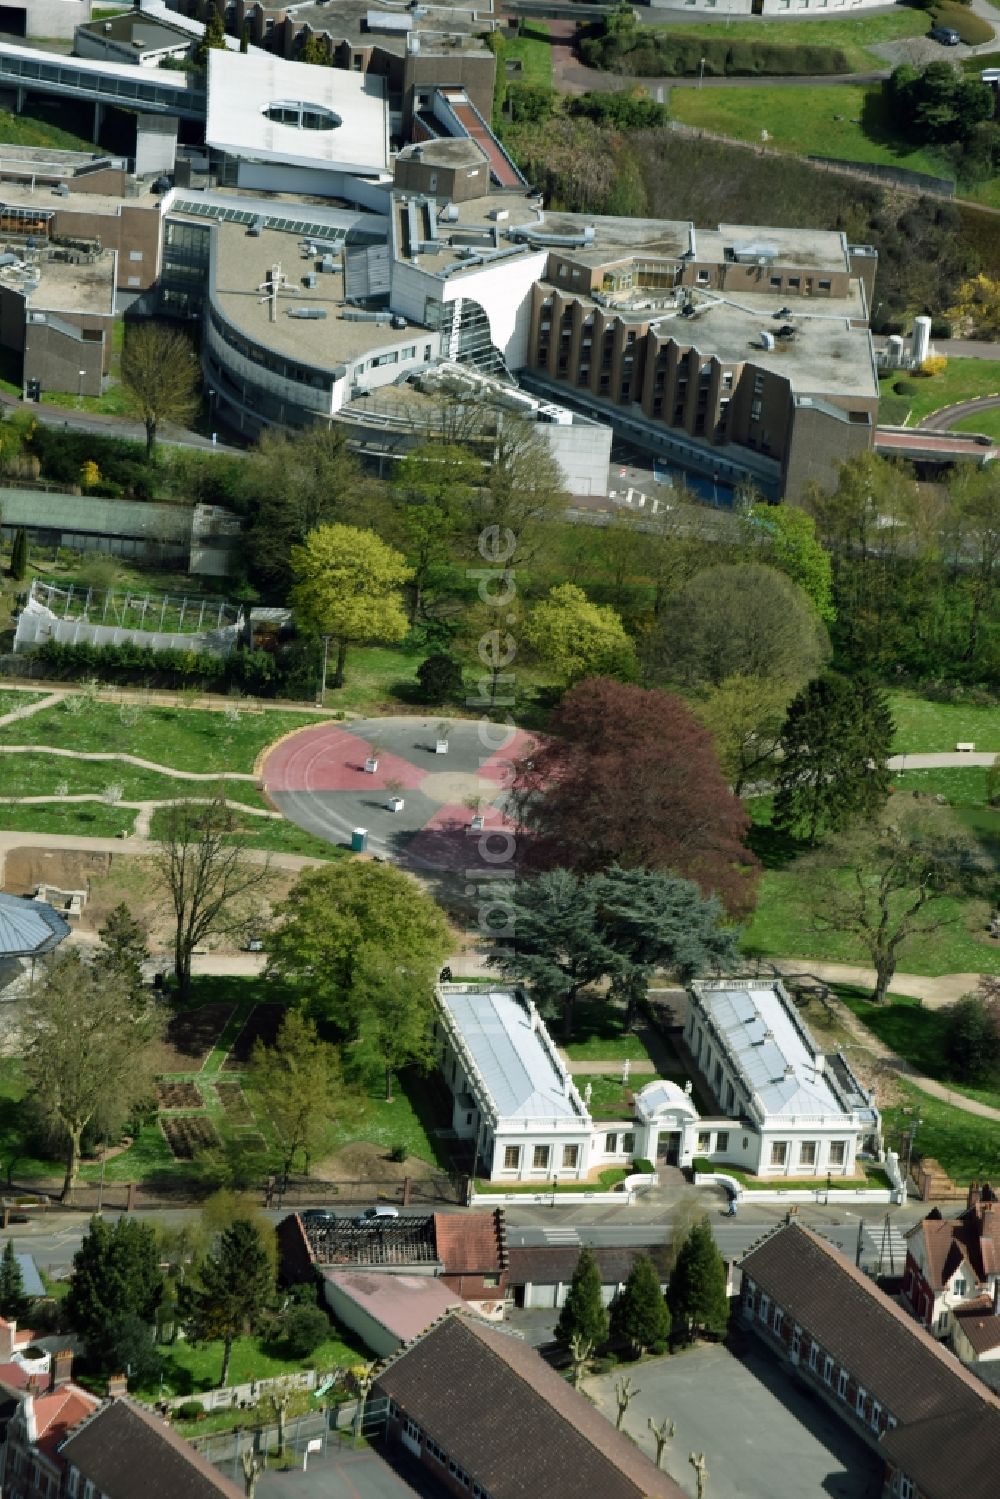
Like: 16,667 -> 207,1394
433,980 -> 882,1184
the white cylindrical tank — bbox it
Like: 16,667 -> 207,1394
887,334 -> 905,366
911,315 -> 932,367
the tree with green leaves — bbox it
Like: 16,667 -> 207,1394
694,674 -> 794,796
945,986 -> 1000,1084
611,1253 -> 670,1355
66,1216 -> 164,1370
389,443 -> 480,621
487,869 -> 613,1039
773,674 -> 895,844
22,950 -> 161,1201
185,1220 -> 274,1387
250,1010 -> 342,1178
243,427 -> 361,595
299,32 -> 332,65
523,583 -> 636,686
95,901 -> 149,1000
120,323 -> 200,462
592,867 -> 741,1030
806,803 -> 990,1004
666,1218 -> 729,1344
415,652 -> 463,705
265,862 -> 450,1083
555,1247 -> 609,1350
0,1240 -> 29,1320
748,504 -> 835,623
10,526 -> 27,581
290,524 -> 411,689
195,3 -> 227,67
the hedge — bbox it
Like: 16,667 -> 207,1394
30,637 -> 321,698
580,32 -> 855,79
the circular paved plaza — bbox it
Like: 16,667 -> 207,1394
261,716 -> 535,878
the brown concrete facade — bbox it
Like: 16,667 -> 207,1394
52,204 -> 161,292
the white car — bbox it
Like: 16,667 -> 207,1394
356,1205 -> 399,1225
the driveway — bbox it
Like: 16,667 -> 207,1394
583,1337 -> 882,1499
255,1444 -> 431,1497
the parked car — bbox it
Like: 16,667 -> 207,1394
356,1206 -> 399,1225
929,25 -> 961,44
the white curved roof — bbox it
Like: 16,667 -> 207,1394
0,893 -> 71,957
634,1079 -> 699,1123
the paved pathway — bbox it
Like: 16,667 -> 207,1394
0,691 -> 63,728
772,960 -> 981,1007
889,751 -> 996,767
919,396 -> 1000,434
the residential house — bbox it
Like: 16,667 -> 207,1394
952,1298 -> 1000,1368
374,1310 -> 686,1499
1,1385 -> 99,1499
58,1397 -> 243,1498
903,1183 -> 999,1338
739,1220 -> 1000,1499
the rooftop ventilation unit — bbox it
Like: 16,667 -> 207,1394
288,307 -> 327,319
758,330 -> 775,351
248,217 -> 264,237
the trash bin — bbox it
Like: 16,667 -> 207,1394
351,828 -> 368,853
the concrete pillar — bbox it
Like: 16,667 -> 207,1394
126,1181 -> 137,1212
93,100 -> 104,139
15,87 -> 25,113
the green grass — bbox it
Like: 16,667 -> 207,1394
878,394 -> 912,427
0,691 -> 45,718
0,801 -> 135,838
692,1157 -> 892,1191
0,107 -> 96,153
0,698 -> 325,775
670,85 -> 952,181
320,646 -> 423,716
562,997 -> 655,1063
504,22 -> 553,89
896,358 -> 1000,425
474,1167 -> 631,1193
570,1074 -> 653,1119
888,690 -> 1000,754
644,11 -> 930,70
953,407 -> 1000,442
882,1078 -> 1000,1184
135,1329 -> 368,1399
0,751 -> 265,806
146,804 -> 346,860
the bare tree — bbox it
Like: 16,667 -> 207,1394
120,322 -> 200,461
613,1374 -> 640,1431
568,1332 -> 593,1389
155,798 -> 271,999
240,1446 -> 264,1498
689,1452 -> 708,1499
648,1415 -> 675,1471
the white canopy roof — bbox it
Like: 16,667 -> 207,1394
0,892 -> 71,957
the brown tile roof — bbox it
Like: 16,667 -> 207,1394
433,1210 -> 507,1275
508,1244 -> 672,1289
953,1301 -> 1000,1356
741,1223 -> 1000,1499
58,1397 -> 243,1497
375,1311 -> 685,1499
908,1202 -> 1000,1290
31,1386 -> 99,1461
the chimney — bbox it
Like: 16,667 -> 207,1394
993,1279 -> 1000,1317
106,1374 -> 128,1397
0,1317 -> 16,1359
50,1349 -> 73,1390
968,1181 -> 981,1212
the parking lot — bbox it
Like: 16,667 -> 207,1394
584,1334 -> 883,1499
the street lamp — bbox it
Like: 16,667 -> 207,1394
77,368 -> 86,403
316,634 -> 331,705
904,1118 -> 923,1181
699,56 -> 706,89
551,1171 -> 559,1208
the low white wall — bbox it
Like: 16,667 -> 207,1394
694,1172 -> 896,1205
469,1188 -> 637,1208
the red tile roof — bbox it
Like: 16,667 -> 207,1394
908,1201 -> 1000,1290
954,1301 -> 1000,1356
30,1385 -> 100,1460
433,1210 -> 506,1275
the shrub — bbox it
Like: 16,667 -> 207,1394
630,1157 -> 655,1175
175,1400 -> 205,1421
930,318 -> 953,339
921,354 -> 948,376
280,1304 -> 331,1358
415,652 -> 463,705
389,1142 -> 408,1163
893,379 -> 920,396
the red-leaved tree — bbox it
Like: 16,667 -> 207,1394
512,678 -> 759,917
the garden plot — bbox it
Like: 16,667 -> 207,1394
215,1080 -> 255,1125
156,1081 -> 203,1110
158,1005 -> 235,1072
160,1115 -> 220,1160
223,1004 -> 285,1070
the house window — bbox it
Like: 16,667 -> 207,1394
503,1146 -> 520,1171
754,373 -> 765,394
937,1310 -> 949,1333
953,1277 -> 967,1296
829,1141 -> 846,1166
856,1387 -> 866,1417
714,1062 -> 723,1088
788,277 -> 800,289
68,1470 -> 80,1498
809,1341 -> 819,1372
773,1307 -> 784,1336
697,1132 -> 711,1152
837,1369 -> 849,1400
697,270 -> 709,284
818,279 -> 831,290
716,1131 -> 729,1153
823,1356 -> 834,1385
799,1142 -> 817,1168
605,1133 -> 618,1153
622,1133 -> 635,1153
532,1145 -> 550,1170
898,1480 -> 914,1499
129,250 -> 144,262
751,399 -> 762,422
769,276 -> 782,287
770,1142 -> 788,1167
562,1145 -> 579,1170
758,1293 -> 770,1323
483,1274 -> 500,1288
791,1325 -> 800,1356
871,1401 -> 882,1431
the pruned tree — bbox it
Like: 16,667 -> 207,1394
241,1447 -> 264,1499
120,323 -> 200,461
568,1332 -> 594,1388
21,950 -> 161,1200
243,427 -> 362,595
250,1010 -> 343,1178
690,1451 -> 708,1499
773,674 -> 895,844
388,442 -> 480,621
610,1252 -> 671,1355
512,679 -> 759,917
290,524 -> 411,689
555,1247 -> 609,1350
807,804 -> 991,1004
459,409 -> 565,569
185,1219 -> 274,1387
155,798 -> 272,1000
648,1415 -> 675,1472
613,1374 -> 640,1431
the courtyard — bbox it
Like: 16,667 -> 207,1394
584,1335 -> 883,1499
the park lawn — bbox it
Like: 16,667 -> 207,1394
0,801 -> 134,838
0,691 -> 45,718
136,1329 -> 367,1399
504,22 -> 553,89
145,804 -> 346,861
562,996 -> 655,1063
887,691 -> 1000,754
882,1078 -> 1000,1184
0,751 -> 265,807
474,1168 -> 630,1193
570,1074 -> 653,1119
643,10 -> 929,70
669,85 -> 951,180
0,698 -> 325,775
954,406 -> 1000,441
320,645 -> 423,716
898,358 -> 1000,425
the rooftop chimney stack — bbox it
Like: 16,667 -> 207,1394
0,1317 -> 16,1359
50,1349 -> 73,1390
968,1181 -> 981,1213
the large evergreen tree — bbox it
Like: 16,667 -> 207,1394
185,1219 -> 274,1387
95,902 -> 149,1000
611,1252 -> 671,1354
772,674 -> 894,844
10,527 -> 27,581
667,1219 -> 730,1344
555,1247 -> 609,1350
0,1240 -> 29,1320
65,1217 -> 163,1371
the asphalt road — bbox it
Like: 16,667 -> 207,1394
0,393 -> 242,455
919,396 -> 1000,434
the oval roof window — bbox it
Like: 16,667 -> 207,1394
263,100 -> 341,131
